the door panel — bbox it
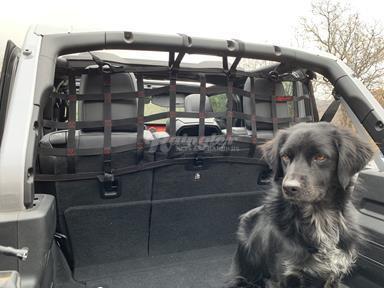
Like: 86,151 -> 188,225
345,169 -> 384,287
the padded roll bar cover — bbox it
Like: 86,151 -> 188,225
79,70 -> 138,132
243,78 -> 288,129
184,94 -> 213,112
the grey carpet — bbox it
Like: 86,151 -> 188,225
75,245 -> 235,288
55,244 -> 369,288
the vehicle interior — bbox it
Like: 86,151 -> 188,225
0,33 -> 383,288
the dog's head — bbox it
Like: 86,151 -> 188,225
260,122 -> 374,203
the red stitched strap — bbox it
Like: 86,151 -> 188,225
67,120 -> 76,129
103,147 -> 111,155
66,73 -> 77,173
198,75 -> 207,144
104,92 -> 112,103
137,90 -> 145,98
169,84 -> 176,92
68,95 -> 77,102
103,73 -> 112,174
67,148 -> 76,157
275,96 -> 293,102
104,119 -> 112,128
136,74 -> 146,162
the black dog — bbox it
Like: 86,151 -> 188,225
226,122 -> 374,288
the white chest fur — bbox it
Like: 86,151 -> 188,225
302,208 -> 356,278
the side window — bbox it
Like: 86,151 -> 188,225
0,41 -> 20,144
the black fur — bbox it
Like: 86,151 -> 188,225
226,123 -> 374,288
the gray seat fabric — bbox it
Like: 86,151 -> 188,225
184,94 -> 213,112
79,71 -> 138,132
243,78 -> 289,130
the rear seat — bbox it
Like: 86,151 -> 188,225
184,93 -> 213,112
39,71 -> 154,268
243,77 -> 289,132
216,78 -> 288,143
220,78 -> 286,141
166,93 -> 222,136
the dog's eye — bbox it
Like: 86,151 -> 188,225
281,154 -> 290,162
313,154 -> 327,161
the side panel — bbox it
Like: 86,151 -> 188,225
0,29 -> 42,211
0,194 -> 56,288
345,170 -> 384,287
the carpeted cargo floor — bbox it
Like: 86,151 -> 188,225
76,245 -> 235,288
55,244 -> 380,288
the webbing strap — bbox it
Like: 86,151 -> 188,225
320,98 -> 341,122
35,156 -> 268,182
103,73 -> 112,175
198,74 -> 207,146
136,74 -> 145,163
271,82 -> 278,133
169,78 -> 177,137
223,56 -> 229,71
249,77 -> 257,157
172,52 -> 185,70
67,73 -> 77,173
292,82 -> 299,122
226,78 -> 234,142
41,112 -> 311,134
229,39 -> 244,74
168,52 -> 175,68
308,80 -> 319,122
230,57 -> 242,74
50,85 -> 285,103
167,76 -> 177,158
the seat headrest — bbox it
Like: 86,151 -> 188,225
243,78 -> 288,130
243,78 -> 285,98
79,71 -> 138,132
184,94 -> 213,112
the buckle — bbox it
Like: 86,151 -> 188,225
97,172 -> 121,199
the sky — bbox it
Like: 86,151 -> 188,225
0,0 -> 383,61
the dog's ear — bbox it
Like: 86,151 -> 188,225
260,130 -> 288,180
336,128 -> 374,189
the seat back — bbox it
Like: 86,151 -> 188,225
243,78 -> 289,130
184,93 -> 213,112
79,71 -> 138,131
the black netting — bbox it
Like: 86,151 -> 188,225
36,56 -> 316,181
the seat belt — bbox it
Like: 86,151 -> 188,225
320,92 -> 341,122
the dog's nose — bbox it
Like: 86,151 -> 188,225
282,179 -> 302,196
